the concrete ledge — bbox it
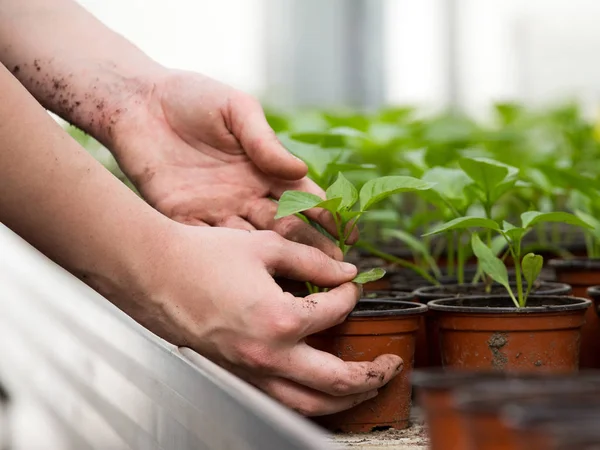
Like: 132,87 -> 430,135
331,424 -> 428,449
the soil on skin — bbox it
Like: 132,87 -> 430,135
331,422 -> 428,449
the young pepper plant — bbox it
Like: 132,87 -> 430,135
275,172 -> 435,292
424,211 -> 592,307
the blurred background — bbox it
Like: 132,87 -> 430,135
78,0 -> 600,118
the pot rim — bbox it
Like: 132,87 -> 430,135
456,376 -> 600,413
411,368 -> 507,390
350,299 -> 427,317
548,257 -> 600,270
427,295 -> 591,314
587,285 -> 600,298
362,290 -> 414,300
414,281 -> 571,299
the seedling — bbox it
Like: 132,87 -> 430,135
275,172 -> 435,292
425,211 -> 592,307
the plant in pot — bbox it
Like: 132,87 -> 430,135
424,209 -> 592,373
548,186 -> 600,368
275,172 -> 434,432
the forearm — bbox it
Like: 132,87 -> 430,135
0,63 -> 169,304
0,0 -> 166,150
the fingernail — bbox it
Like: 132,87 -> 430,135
341,262 -> 357,275
368,390 -> 379,399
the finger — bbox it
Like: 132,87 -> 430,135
215,216 -> 256,231
246,198 -> 343,260
172,216 -> 210,227
271,178 -> 360,245
230,94 -> 307,180
252,376 -> 378,417
261,236 -> 357,286
282,344 -> 403,397
292,284 -> 360,336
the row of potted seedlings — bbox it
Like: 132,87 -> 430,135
270,104 -> 600,434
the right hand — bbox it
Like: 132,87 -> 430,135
124,224 -> 403,416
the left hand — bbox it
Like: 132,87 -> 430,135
113,70 -> 352,259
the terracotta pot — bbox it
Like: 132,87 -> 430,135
428,295 -> 590,373
309,299 -> 428,433
411,369 -> 507,450
456,376 -> 600,450
550,258 -> 600,368
506,403 -> 600,450
415,283 -> 572,368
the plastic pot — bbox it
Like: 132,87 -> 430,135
456,376 -> 600,450
428,295 -> 590,373
549,258 -> 600,368
411,369 -> 507,450
309,299 -> 428,433
415,283 -> 572,368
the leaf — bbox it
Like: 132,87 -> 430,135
326,172 -> 358,210
522,253 -> 543,290
459,157 -> 510,199
352,268 -> 386,284
471,234 -> 512,295
423,216 -> 500,236
278,134 -> 330,176
520,211 -> 593,230
359,176 -> 435,211
575,210 -> 600,240
422,167 -> 472,201
275,191 -> 341,219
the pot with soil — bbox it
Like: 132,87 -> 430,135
308,297 -> 428,433
455,376 -> 600,450
427,295 -> 590,373
414,282 -> 572,367
549,259 -> 600,368
411,369 -> 508,450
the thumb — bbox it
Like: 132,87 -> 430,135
230,94 -> 307,180
262,235 -> 357,287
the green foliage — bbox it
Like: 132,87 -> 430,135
352,268 -> 387,284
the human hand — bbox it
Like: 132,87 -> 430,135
124,224 -> 402,416
113,70 -> 355,259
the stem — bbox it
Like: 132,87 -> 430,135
446,231 -> 455,278
355,241 -> 440,286
457,231 -> 465,284
333,212 -> 346,255
511,238 -> 524,307
305,282 -> 318,294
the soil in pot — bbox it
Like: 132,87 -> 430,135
428,295 -> 590,373
414,282 -> 572,368
308,298 -> 428,433
550,258 -> 600,368
411,369 -> 508,450
455,376 -> 600,450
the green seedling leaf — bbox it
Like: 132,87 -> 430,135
423,216 -> 500,236
422,167 -> 472,201
359,176 -> 435,211
352,268 -> 386,284
275,191 -> 342,219
575,210 -> 600,240
521,211 -> 594,230
326,172 -> 358,210
459,157 -> 510,199
522,253 -> 543,294
471,234 -> 516,305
